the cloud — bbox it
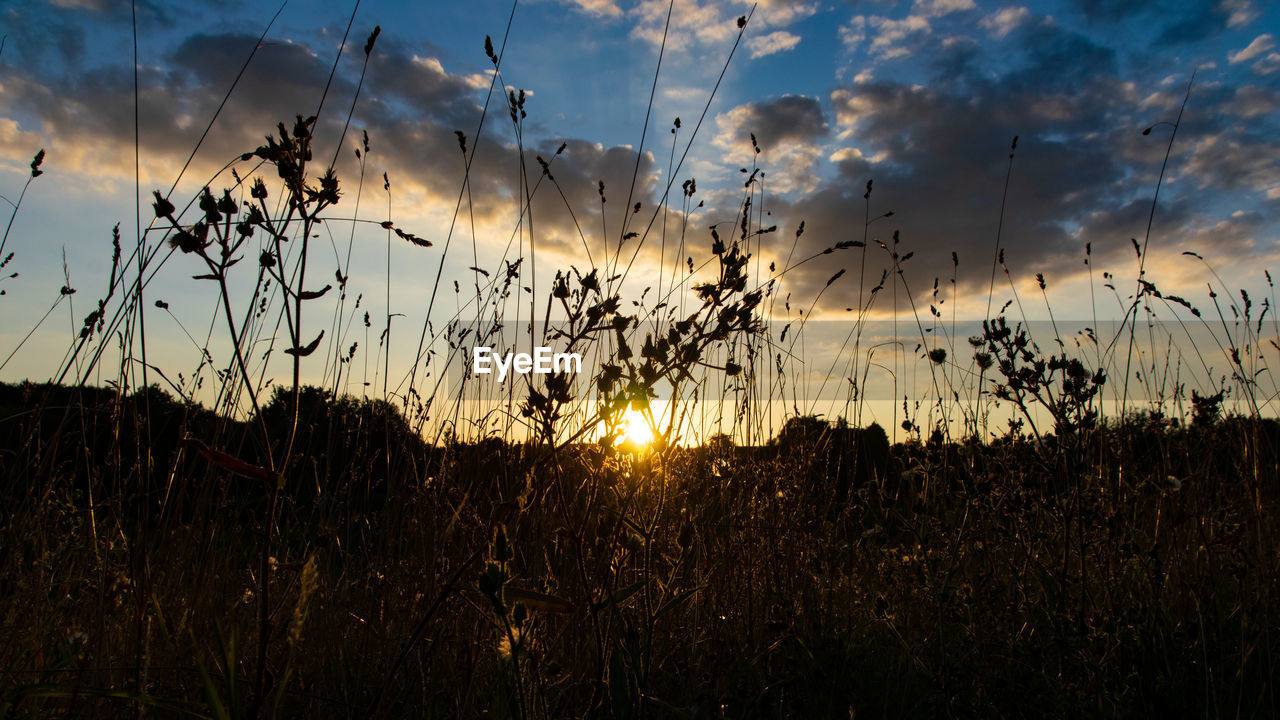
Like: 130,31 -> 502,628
980,7 -> 1030,38
1155,1 -> 1254,45
1183,211 -> 1270,258
755,0 -> 819,27
629,0 -> 813,61
1229,34 -> 1275,64
817,83 -> 1119,291
2,4 -> 91,72
1221,85 -> 1280,117
860,14 -> 942,59
713,95 -> 828,193
1253,53 -> 1280,75
563,0 -> 623,18
840,16 -> 867,52
504,141 -> 676,262
715,97 -> 829,148
629,0 -> 740,51
1182,132 -> 1280,196
0,31 -> 348,179
914,0 -> 976,17
748,30 -> 802,59
0,24 -> 694,278
1221,0 -> 1260,28
661,85 -> 708,102
0,119 -> 46,168
829,88 -> 873,131
3,0 -> 1277,330
752,21 -> 1263,315
1068,0 -> 1260,45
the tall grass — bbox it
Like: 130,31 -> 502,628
0,2 -> 1277,718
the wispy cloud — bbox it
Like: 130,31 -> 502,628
1252,52 -> 1280,75
980,6 -> 1030,37
756,0 -> 819,27
1229,33 -> 1275,64
844,14 -> 934,60
839,16 -> 867,52
1221,0 -> 1260,28
563,0 -> 623,18
914,0 -> 976,18
629,0 -> 738,51
628,0 -> 813,60
747,30 -> 801,59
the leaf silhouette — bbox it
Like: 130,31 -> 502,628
299,284 -> 333,300
285,330 -> 325,357
395,228 -> 431,247
184,436 -> 274,482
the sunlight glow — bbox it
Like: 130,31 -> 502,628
619,408 -> 655,449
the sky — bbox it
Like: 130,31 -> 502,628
1,0 -> 1278,432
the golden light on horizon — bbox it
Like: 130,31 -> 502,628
619,407 -> 655,450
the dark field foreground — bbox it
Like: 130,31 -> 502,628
1,382 -> 1277,719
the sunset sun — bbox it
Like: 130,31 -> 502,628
619,408 -> 655,449
3,0 -> 1276,715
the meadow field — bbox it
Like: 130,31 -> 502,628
1,1 -> 1278,717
